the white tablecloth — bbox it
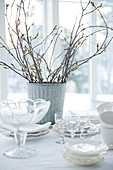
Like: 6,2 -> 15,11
0,129 -> 113,170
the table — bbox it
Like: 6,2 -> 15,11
0,129 -> 113,170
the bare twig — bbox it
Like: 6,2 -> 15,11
0,0 -> 112,83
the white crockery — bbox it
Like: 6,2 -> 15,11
62,139 -> 108,166
100,125 -> 113,149
99,111 -> 113,128
64,139 -> 108,156
97,102 -> 113,115
97,102 -> 113,149
0,122 -> 51,140
63,148 -> 106,166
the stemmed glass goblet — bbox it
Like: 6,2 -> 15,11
0,99 -> 50,159
55,113 -> 66,144
79,114 -> 89,139
67,114 -> 77,139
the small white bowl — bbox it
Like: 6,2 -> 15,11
99,111 -> 113,128
100,125 -> 113,149
97,102 -> 113,115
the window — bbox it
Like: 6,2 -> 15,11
96,1 -> 113,98
59,0 -> 89,93
5,0 -> 43,99
0,0 -> 113,106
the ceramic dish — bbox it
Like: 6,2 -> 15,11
0,122 -> 51,140
64,139 -> 108,156
63,148 -> 106,159
97,102 -> 113,115
2,129 -> 49,140
63,149 -> 105,166
62,139 -> 108,166
54,123 -> 99,137
69,110 -> 100,124
99,111 -> 113,128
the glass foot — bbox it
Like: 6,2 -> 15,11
3,147 -> 36,159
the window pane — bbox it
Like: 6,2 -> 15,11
59,0 -> 90,93
5,0 -> 43,96
97,1 -> 113,96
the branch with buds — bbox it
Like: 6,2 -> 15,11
0,0 -> 113,83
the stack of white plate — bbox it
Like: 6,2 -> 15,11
62,139 -> 108,166
0,122 -> 51,140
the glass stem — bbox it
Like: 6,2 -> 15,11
71,131 -> 75,139
14,129 -> 27,147
80,127 -> 85,139
60,130 -> 65,143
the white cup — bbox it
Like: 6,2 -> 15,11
100,125 -> 113,149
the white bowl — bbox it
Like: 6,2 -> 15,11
100,125 -> 113,149
97,102 -> 113,115
99,111 -> 113,128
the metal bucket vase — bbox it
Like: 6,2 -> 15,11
27,83 -> 66,124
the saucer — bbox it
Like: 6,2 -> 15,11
62,139 -> 108,166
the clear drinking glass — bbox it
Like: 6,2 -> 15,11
67,115 -> 77,139
79,115 -> 88,139
55,113 -> 66,144
0,99 -> 50,159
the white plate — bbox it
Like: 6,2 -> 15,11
0,122 -> 51,140
69,110 -> 100,124
1,129 -> 49,140
54,123 -> 100,137
63,150 -> 105,166
64,139 -> 108,156
62,139 -> 108,166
